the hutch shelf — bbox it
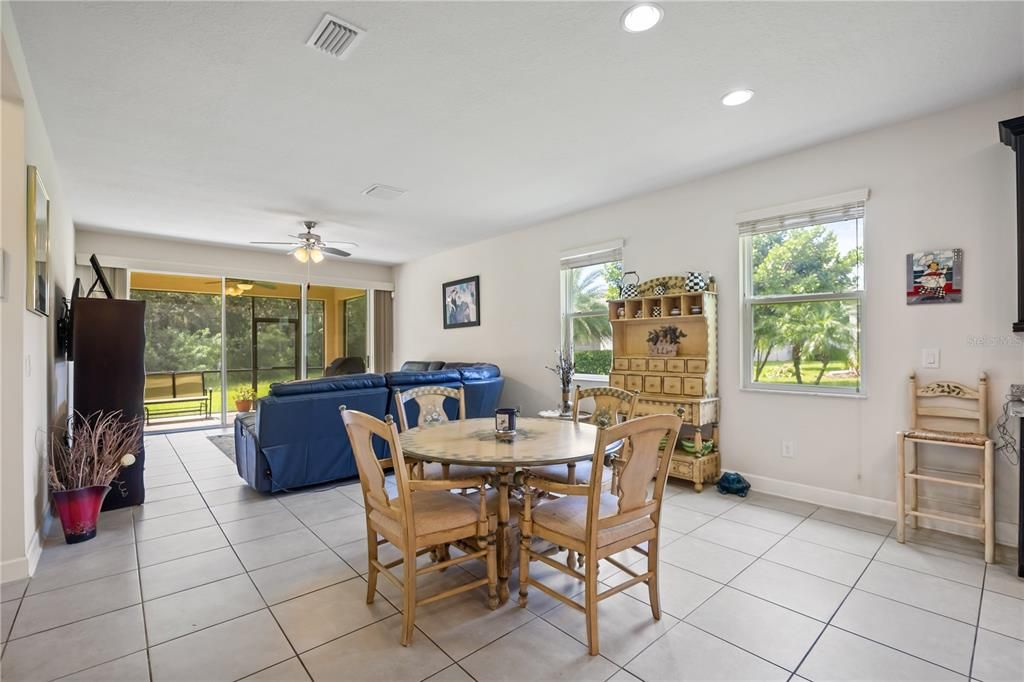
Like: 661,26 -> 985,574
607,276 -> 721,491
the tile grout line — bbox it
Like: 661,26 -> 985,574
167,433 -> 313,682
967,564 -> 988,680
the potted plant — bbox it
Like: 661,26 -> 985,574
234,386 -> 257,413
49,411 -> 142,544
546,348 -> 576,416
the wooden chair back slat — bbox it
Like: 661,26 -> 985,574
573,386 -> 639,426
908,373 -> 988,434
587,414 -> 683,536
340,407 -> 412,528
395,386 -> 466,431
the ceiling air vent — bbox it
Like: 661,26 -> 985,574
306,14 -> 365,60
363,184 -> 407,201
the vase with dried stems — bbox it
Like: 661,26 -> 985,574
49,411 -> 142,543
546,348 -> 576,417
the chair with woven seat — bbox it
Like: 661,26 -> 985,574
394,386 -> 493,481
897,372 -> 994,562
528,385 -> 639,488
339,407 -> 498,646
518,412 -> 683,656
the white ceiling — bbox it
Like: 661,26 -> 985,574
12,1 -> 1024,264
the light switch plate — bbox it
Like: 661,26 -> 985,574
921,348 -> 940,369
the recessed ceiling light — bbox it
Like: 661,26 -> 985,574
722,89 -> 755,106
621,3 -> 663,33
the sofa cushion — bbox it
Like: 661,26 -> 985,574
385,369 -> 462,387
445,363 -> 501,381
270,373 -> 386,396
400,360 -> 447,372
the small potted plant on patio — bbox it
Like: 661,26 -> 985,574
234,386 -> 257,413
49,411 -> 142,544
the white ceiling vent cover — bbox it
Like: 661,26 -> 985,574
363,184 -> 407,201
306,14 -> 365,60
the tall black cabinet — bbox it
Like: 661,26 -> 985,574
72,298 -> 147,510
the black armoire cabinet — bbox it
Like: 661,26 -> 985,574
72,298 -> 147,510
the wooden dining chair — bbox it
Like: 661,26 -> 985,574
897,372 -> 995,562
528,386 -> 639,488
339,407 -> 498,646
518,413 -> 683,656
394,386 -> 493,481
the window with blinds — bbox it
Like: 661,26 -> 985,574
560,242 -> 622,378
739,192 -> 866,395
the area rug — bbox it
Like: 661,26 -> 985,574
207,434 -> 236,462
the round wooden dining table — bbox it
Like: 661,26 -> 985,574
398,417 -> 599,603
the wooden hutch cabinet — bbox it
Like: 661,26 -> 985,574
606,276 -> 720,490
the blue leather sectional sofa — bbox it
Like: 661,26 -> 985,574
233,362 -> 504,492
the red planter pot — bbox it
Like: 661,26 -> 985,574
52,485 -> 110,544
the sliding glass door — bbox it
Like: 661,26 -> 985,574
128,273 -> 224,432
130,272 -> 371,432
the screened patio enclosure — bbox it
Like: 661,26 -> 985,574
129,272 -> 369,432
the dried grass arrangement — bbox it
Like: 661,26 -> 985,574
49,410 -> 143,492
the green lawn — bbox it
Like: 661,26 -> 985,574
754,360 -> 859,389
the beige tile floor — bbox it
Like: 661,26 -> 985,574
1,429 -> 1021,681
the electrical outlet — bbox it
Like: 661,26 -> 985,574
921,348 -> 940,369
781,441 -> 795,459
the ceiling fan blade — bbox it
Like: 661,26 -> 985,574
320,246 -> 351,258
323,241 -> 358,248
250,241 -> 297,245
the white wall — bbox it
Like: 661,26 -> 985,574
1,4 -> 77,580
395,90 -> 1024,543
75,229 -> 395,291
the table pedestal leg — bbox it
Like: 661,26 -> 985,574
496,469 -> 511,603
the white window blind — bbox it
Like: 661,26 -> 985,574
738,200 -> 865,237
560,240 -> 623,270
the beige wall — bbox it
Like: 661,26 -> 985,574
395,89 -> 1024,545
1,4 -> 77,580
75,229 -> 395,292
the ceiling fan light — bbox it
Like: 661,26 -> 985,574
293,247 -> 309,263
236,282 -> 253,291
310,246 -> 324,263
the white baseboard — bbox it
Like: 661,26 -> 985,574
0,507 -> 49,583
737,471 -> 1019,549
0,526 -> 42,583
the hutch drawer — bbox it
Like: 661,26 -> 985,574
613,358 -> 629,371
629,358 -> 647,372
687,359 -> 707,374
669,457 -> 694,479
626,375 -> 643,392
643,376 -> 662,394
609,373 -> 625,390
666,359 -> 686,373
647,358 -> 666,372
662,376 -> 682,395
683,377 -> 703,396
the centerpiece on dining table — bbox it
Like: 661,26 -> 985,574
494,407 -> 519,441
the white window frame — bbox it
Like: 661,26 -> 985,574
739,190 -> 868,397
560,241 -> 623,381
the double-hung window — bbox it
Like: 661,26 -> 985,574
740,190 -> 866,395
560,242 -> 623,379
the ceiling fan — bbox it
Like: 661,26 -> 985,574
250,221 -> 356,263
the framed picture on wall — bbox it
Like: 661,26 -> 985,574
906,248 -> 962,305
26,166 -> 50,316
442,275 -> 480,329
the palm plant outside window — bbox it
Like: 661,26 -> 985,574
740,195 -> 865,394
561,251 -> 622,378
